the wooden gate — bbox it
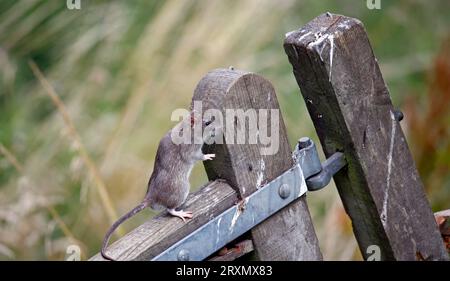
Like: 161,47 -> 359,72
90,14 -> 448,261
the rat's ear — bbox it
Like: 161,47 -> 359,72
189,110 -> 200,128
190,111 -> 195,128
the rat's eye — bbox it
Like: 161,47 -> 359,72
204,116 -> 215,126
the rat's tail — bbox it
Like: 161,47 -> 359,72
101,200 -> 149,261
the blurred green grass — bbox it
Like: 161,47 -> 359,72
0,0 -> 449,260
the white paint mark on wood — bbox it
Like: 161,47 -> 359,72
337,21 -> 351,30
256,159 -> 265,189
381,111 -> 396,227
297,31 -> 312,42
308,33 -> 335,71
309,34 -> 328,60
229,198 -> 249,233
285,30 -> 296,38
329,35 -> 334,81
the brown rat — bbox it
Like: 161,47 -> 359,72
101,111 -> 216,261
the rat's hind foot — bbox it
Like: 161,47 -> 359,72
167,209 -> 193,222
203,154 -> 215,161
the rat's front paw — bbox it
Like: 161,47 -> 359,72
203,154 -> 216,161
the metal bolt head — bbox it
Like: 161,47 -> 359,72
298,137 -> 312,149
393,109 -> 404,122
177,249 -> 190,261
278,184 -> 291,199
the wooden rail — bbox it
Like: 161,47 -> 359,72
90,180 -> 238,260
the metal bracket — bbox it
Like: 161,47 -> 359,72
306,152 -> 346,191
293,137 -> 347,191
151,137 -> 347,261
152,163 -> 307,261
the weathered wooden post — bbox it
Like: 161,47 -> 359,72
192,69 -> 322,260
284,13 -> 448,260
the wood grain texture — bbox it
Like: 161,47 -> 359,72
90,180 -> 238,260
192,69 -> 322,260
284,13 -> 448,260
